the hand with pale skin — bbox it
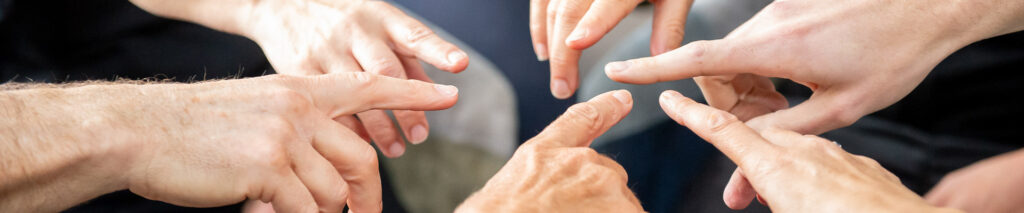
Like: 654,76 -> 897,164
0,73 -> 459,212
606,0 -> 1024,208
925,149 -> 1024,213
658,90 -> 962,213
455,90 -> 643,213
130,0 -> 470,158
530,0 -> 694,99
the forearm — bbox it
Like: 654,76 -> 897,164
128,0 -> 258,36
949,0 -> 1024,42
0,85 -> 142,212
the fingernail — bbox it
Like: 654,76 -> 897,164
434,84 -> 458,97
551,79 -> 571,99
567,29 -> 588,43
612,90 -> 631,105
660,90 -> 683,108
409,125 -> 428,144
534,43 -> 549,61
447,51 -> 466,66
388,143 -> 405,157
605,61 -> 631,74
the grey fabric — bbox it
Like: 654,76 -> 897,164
379,4 -> 518,213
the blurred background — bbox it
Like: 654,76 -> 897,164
3,0 -> 1023,212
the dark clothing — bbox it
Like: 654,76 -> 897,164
0,0 -> 271,83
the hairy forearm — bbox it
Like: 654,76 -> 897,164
0,84 -> 143,212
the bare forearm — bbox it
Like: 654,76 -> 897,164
0,85 -> 140,212
952,0 -> 1024,41
128,0 -> 257,36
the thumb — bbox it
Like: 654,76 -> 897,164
300,72 -> 459,118
605,39 -> 762,84
746,89 -> 862,134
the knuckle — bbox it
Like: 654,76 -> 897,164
686,40 -> 712,65
261,116 -> 297,135
704,108 -> 741,133
548,55 -> 577,70
356,145 -> 380,171
248,139 -> 291,170
348,72 -> 379,91
265,88 -> 312,113
341,145 -> 380,180
568,147 -> 601,161
661,18 -> 686,38
564,103 -> 605,135
367,58 -> 404,78
404,25 -> 436,46
590,166 -> 622,186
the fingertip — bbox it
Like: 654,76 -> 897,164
534,43 -> 549,61
386,142 -> 405,158
445,50 -> 469,73
565,28 -> 594,50
551,79 -> 573,99
408,124 -> 428,144
433,84 -> 458,96
611,89 -> 633,106
658,90 -> 691,110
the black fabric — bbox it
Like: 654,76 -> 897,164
777,31 -> 1024,194
0,0 -> 271,83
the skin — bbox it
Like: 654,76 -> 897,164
0,73 -> 459,212
604,0 -> 1024,209
657,90 -> 962,213
530,0 -> 693,99
925,148 -> 1024,213
456,90 -> 643,213
129,0 -> 470,158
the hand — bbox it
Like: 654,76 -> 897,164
925,149 -> 1024,213
243,0 -> 470,158
124,73 -> 458,213
658,90 -> 959,213
456,90 -> 642,212
530,0 -> 693,99
604,0 -> 996,207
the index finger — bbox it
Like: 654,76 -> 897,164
384,9 -> 469,73
529,90 -> 633,148
658,90 -> 774,167
299,72 -> 459,118
605,39 -> 780,85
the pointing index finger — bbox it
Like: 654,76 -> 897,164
530,90 -> 633,148
299,73 -> 459,118
658,90 -> 773,168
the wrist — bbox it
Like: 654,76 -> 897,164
0,85 -> 146,211
57,85 -> 149,192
